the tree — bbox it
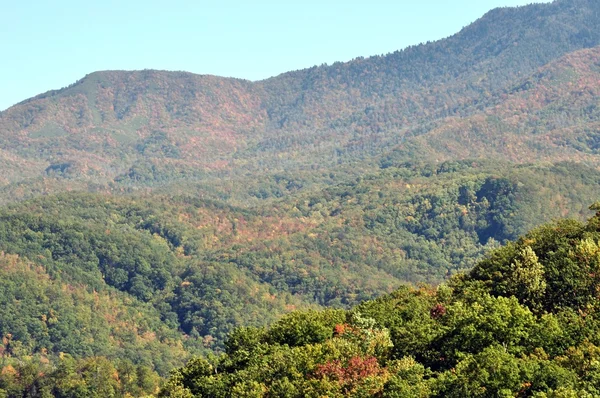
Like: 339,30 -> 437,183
506,246 -> 546,310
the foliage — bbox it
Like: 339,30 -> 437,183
0,1 -> 599,201
161,206 -> 600,397
1,1 -> 600,396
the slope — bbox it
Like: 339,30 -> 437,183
1,158 -> 600,369
160,204 -> 600,397
385,45 -> 600,163
0,0 -> 599,195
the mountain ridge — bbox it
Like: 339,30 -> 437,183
4,2 -> 600,395
0,0 -> 599,209
3,0 -> 599,139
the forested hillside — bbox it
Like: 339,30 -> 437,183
159,205 -> 600,397
0,159 -> 600,389
0,0 -> 599,199
387,45 -> 600,164
2,0 -> 600,396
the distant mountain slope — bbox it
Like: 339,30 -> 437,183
386,45 -> 600,163
259,0 -> 600,132
1,0 -> 599,191
0,71 -> 267,179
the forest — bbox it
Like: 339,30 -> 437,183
1,0 -> 600,396
158,205 -> 600,397
6,202 -> 600,396
0,159 -> 600,396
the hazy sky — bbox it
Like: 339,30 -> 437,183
1,0 -> 552,111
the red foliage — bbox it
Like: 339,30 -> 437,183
314,356 -> 382,388
430,303 -> 447,319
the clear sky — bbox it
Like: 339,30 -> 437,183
1,0 -> 551,111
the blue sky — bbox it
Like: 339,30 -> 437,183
1,0 -> 551,111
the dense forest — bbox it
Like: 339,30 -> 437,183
1,0 -> 600,396
0,160 -> 600,395
158,205 -> 600,397
7,204 -> 600,396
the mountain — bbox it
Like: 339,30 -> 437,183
386,45 -> 600,164
1,0 -> 600,197
2,0 -> 600,396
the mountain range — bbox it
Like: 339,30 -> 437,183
2,0 -> 600,395
1,0 -> 600,194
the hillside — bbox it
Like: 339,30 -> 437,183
0,159 -> 599,375
2,175 -> 600,396
387,45 -> 600,164
2,0 -> 600,396
0,0 -> 600,198
159,206 -> 600,397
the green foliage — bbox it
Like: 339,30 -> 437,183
0,354 -> 160,398
2,3 -> 600,396
2,163 -> 600,394
267,310 -> 346,347
464,209 -> 600,313
160,206 -> 600,396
